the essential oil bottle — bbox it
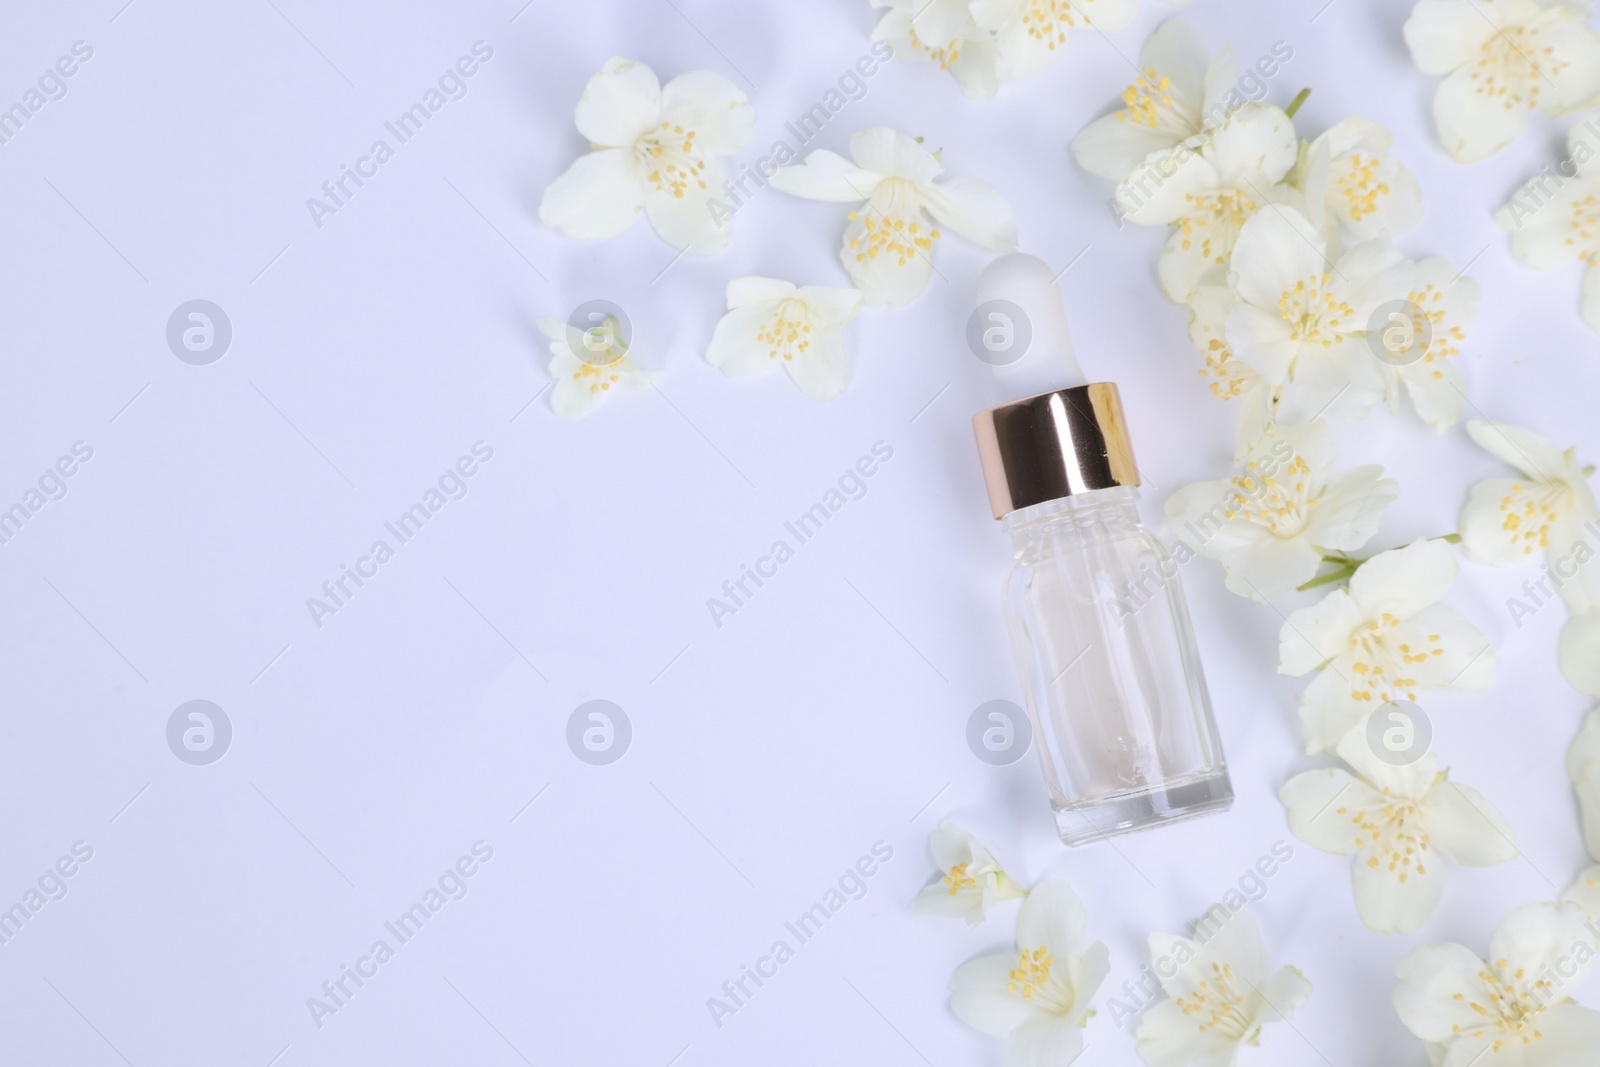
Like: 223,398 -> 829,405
971,254 -> 1232,846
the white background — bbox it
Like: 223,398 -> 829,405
2,0 -> 1598,1064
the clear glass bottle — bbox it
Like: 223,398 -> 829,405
975,384 -> 1231,846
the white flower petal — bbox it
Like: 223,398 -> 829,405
784,333 -> 849,401
1399,355 -> 1468,434
1496,175 -> 1597,270
705,306 -> 777,377
911,881 -> 983,919
1017,879 -> 1088,958
952,884 -> 1105,1056
1347,540 -> 1457,621
1171,479 -> 1334,599
950,953 -> 1043,1035
1274,418 -> 1336,476
1232,384 -> 1276,462
1282,340 -> 1386,424
1334,718 -> 1441,796
1304,466 -> 1399,552
1432,64 -> 1533,164
1465,419 -> 1572,479
1070,939 -> 1111,1009
725,276 -> 797,308
1403,0 -> 1500,74
1394,606 -> 1495,691
927,820 -> 979,871
1137,912 -> 1306,1063
1564,708 -> 1600,783
1393,942 -> 1495,1041
1281,767 -> 1382,854
850,126 -> 943,184
707,282 -> 860,399
1309,117 -> 1424,241
1199,42 -> 1239,119
1297,666 -> 1365,755
1003,1013 -> 1085,1067
1488,901 -> 1594,988
922,177 -> 1019,251
1576,774 -> 1600,862
1165,478 -> 1268,555
1206,103 -> 1298,187
869,0 -> 953,48
1339,238 -> 1412,319
1351,831 -> 1445,934
1461,477 -> 1546,565
1071,0 -> 1139,32
1561,864 -> 1600,919
1141,18 -> 1209,93
1552,506 -> 1600,615
1541,18 -> 1600,116
949,37 -> 1003,100
1200,909 -> 1269,986
1536,1004 -> 1600,1065
1071,19 -> 1211,180
1408,1 -> 1600,160
1188,285 -> 1278,456
1280,589 -> 1363,676
1226,207 -> 1412,423
1135,997 -> 1236,1067
795,285 -> 863,327
1221,536 -> 1324,602
1225,303 -> 1298,386
660,69 -> 754,155
538,149 -> 644,240
1255,965 -> 1313,1025
1424,781 -> 1518,867
548,349 -> 649,419
1158,224 -> 1232,302
535,316 -> 565,343
1569,111 -> 1600,164
1560,611 -> 1600,697
1144,931 -> 1199,998
1073,111 -> 1188,183
839,212 -> 935,307
1401,944 -> 1600,1066
900,0 -> 975,52
1229,206 -> 1330,318
573,57 -> 661,147
1410,253 -> 1478,333
769,149 -> 884,202
1116,144 -> 1220,226
875,1 -> 1002,100
643,156 -> 730,254
975,0 -> 1134,81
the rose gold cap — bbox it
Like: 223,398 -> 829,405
972,383 -> 1140,519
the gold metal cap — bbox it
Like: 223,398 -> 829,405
972,383 -> 1140,519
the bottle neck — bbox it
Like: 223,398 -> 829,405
1000,485 -> 1142,545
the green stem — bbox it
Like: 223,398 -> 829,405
1297,566 -> 1356,592
1298,533 -> 1461,592
1284,88 -> 1312,119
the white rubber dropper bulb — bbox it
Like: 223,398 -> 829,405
975,252 -> 1086,397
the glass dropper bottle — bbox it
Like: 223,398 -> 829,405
970,253 -> 1232,846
